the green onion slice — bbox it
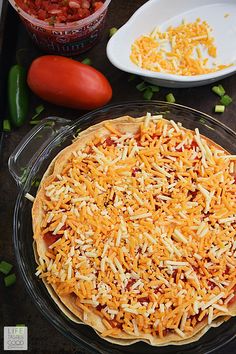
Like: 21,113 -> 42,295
148,85 -> 160,92
32,105 -> 45,120
143,88 -> 153,100
215,105 -> 225,113
220,94 -> 232,106
3,120 -> 11,132
0,261 -> 13,275
29,120 -> 41,125
128,74 -> 136,82
4,273 -> 16,287
35,105 -> 45,114
166,93 -> 176,103
81,58 -> 92,65
136,82 -> 147,92
212,85 -> 225,97
109,27 -> 118,37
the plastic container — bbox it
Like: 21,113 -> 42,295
106,0 -> 236,87
8,102 -> 236,353
8,0 -> 111,56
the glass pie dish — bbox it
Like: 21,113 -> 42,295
8,101 -> 236,353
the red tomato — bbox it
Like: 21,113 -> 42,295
27,55 -> 112,110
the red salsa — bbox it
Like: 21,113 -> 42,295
43,231 -> 61,246
16,0 -> 104,24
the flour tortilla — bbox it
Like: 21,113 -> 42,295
32,115 -> 236,346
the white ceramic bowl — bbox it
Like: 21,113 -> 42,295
107,0 -> 236,88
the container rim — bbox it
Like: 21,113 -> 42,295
8,0 -> 111,29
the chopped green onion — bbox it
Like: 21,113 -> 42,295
32,105 -> 45,120
20,168 -> 29,184
136,81 -> 160,93
32,179 -> 41,187
4,273 -> 16,287
109,27 -> 118,37
199,118 -> 206,124
148,85 -> 160,92
35,105 -> 45,114
166,93 -> 176,103
81,58 -> 92,65
220,94 -> 232,106
29,120 -> 41,125
3,120 -> 11,132
128,74 -> 136,82
136,81 -> 147,92
143,88 -> 153,100
212,85 -> 225,97
45,121 -> 55,127
0,261 -> 13,275
215,105 -> 225,113
31,114 -> 39,120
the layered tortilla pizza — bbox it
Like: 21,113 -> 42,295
32,114 -> 236,345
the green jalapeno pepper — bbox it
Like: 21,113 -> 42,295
8,65 -> 29,127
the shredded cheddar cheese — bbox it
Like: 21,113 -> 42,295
130,18 -> 231,76
36,114 -> 236,339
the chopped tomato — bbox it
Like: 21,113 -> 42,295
96,304 -> 106,311
190,140 -> 198,149
138,296 -> 150,304
126,278 -> 136,291
131,168 -> 141,177
207,280 -> 215,290
163,329 -> 172,336
93,1 -> 103,11
223,265 -> 230,275
154,286 -> 162,294
175,140 -> 198,152
188,190 -> 198,201
152,133 -> 161,139
43,232 -> 61,246
134,132 -> 142,146
16,0 -> 105,24
228,294 -> 236,305
104,136 -> 116,147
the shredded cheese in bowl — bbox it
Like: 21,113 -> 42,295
34,114 -> 236,344
130,18 -> 231,76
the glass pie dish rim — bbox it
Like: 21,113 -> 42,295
10,100 -> 236,354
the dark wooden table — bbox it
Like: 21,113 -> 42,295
1,1 -> 236,353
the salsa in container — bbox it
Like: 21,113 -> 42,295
8,0 -> 111,56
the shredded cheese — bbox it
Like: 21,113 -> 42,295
36,115 -> 236,340
25,193 -> 35,202
130,18 -> 231,76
